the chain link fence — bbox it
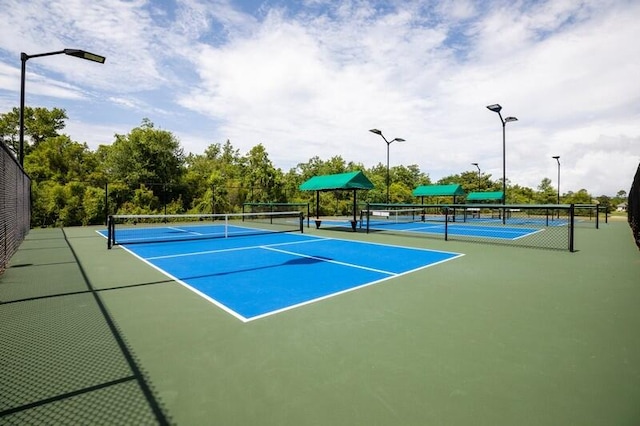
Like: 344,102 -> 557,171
1,142 -> 31,273
363,203 -> 577,251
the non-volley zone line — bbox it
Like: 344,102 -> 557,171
145,237 -> 329,261
120,233 -> 464,321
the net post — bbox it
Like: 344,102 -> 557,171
299,211 -> 304,233
596,204 -> 599,229
225,214 -> 229,238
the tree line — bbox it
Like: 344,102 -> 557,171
0,107 -> 627,228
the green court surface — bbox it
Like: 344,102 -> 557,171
1,220 -> 639,425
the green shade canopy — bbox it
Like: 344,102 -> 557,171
466,191 -> 504,201
412,184 -> 465,197
299,171 -> 374,191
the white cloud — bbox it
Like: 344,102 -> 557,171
0,0 -> 638,196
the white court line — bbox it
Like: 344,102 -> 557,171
262,246 -> 397,276
146,236 -> 331,260
117,244 -> 250,322
246,249 -> 465,322
371,222 -> 542,240
512,228 -> 545,240
167,226 -> 204,236
114,232 -> 465,323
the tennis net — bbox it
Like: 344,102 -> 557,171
363,203 -> 576,251
107,211 -> 304,249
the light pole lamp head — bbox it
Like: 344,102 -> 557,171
504,116 -> 518,123
552,155 -> 560,164
63,49 -> 106,64
369,128 -> 382,135
486,104 -> 502,113
393,138 -> 406,143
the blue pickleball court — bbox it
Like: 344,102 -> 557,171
105,230 -> 463,321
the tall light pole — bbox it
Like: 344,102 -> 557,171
486,104 -> 517,223
369,129 -> 405,203
20,49 -> 106,165
552,156 -> 561,204
471,162 -> 481,189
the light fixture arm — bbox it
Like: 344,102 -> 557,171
18,48 -> 105,165
369,129 -> 405,203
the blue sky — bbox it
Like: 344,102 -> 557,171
0,0 -> 638,196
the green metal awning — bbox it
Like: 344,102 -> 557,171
299,171 -> 373,230
412,184 -> 465,197
466,191 -> 504,201
299,171 -> 374,191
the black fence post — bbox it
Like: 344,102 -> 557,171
107,215 -> 113,249
444,207 -> 449,241
569,204 -> 575,252
366,202 -> 370,234
104,182 -> 109,226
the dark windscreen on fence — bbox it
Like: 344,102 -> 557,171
1,142 -> 31,272
629,163 -> 640,250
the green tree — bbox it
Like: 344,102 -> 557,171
244,144 -> 283,203
183,152 -> 217,213
610,190 -> 628,211
564,189 -> 592,204
436,171 -> 487,194
183,140 -> 250,214
596,195 -> 612,213
364,163 -> 388,203
104,119 -> 185,212
31,180 -> 89,227
82,186 -> 107,225
116,185 -> 159,215
393,164 -> 430,199
536,178 -> 558,204
509,184 -> 536,204
24,135 -> 103,227
24,135 -> 97,183
0,107 -> 68,157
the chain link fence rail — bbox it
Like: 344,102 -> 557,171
574,203 -> 606,228
242,202 -> 311,228
1,142 -> 31,273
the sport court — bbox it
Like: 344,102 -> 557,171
99,223 -> 463,321
2,220 -> 640,425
